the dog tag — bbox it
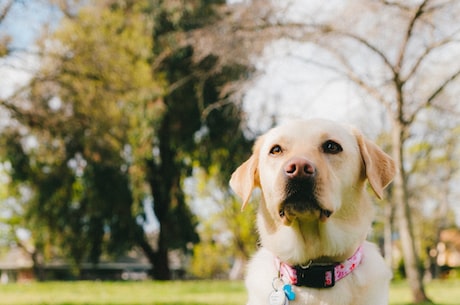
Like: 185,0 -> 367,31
269,290 -> 287,305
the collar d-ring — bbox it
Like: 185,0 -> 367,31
299,260 -> 312,269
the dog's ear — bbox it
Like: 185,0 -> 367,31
355,131 -> 396,199
229,139 -> 261,211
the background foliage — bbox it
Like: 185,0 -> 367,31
1,2 -> 460,304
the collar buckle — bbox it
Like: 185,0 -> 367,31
294,263 -> 338,288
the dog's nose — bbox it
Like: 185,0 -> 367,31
284,158 -> 316,179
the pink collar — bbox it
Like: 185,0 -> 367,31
276,245 -> 363,289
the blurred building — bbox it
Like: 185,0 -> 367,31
0,246 -> 34,283
0,246 -> 151,282
437,228 -> 460,268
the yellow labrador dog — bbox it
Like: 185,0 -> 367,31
230,119 -> 396,305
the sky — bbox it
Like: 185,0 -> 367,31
0,1 -> 61,99
242,39 -> 386,137
0,1 -> 61,48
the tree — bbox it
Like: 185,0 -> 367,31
0,0 -> 14,57
407,114 -> 460,278
138,0 -> 255,279
308,2 -> 460,302
188,169 -> 258,279
1,0 -> 160,277
1,0 -> 254,280
221,0 -> 460,302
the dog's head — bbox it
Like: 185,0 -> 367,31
230,119 -> 396,227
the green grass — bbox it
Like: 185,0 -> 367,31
0,280 -> 457,305
389,280 -> 460,305
0,281 -> 246,305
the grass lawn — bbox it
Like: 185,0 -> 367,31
0,279 -> 457,305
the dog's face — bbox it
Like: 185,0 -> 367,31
230,119 -> 395,230
256,119 -> 366,225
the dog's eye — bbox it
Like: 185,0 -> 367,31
269,145 -> 283,155
322,140 -> 343,154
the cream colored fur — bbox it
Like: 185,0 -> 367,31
230,119 -> 396,305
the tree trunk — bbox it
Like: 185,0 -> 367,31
429,176 -> 451,279
31,249 -> 45,282
144,156 -> 172,280
391,121 -> 431,304
383,201 -> 393,268
152,229 -> 171,280
137,230 -> 171,280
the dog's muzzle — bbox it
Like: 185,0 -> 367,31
279,157 -> 332,223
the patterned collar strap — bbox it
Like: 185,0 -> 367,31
276,245 -> 363,289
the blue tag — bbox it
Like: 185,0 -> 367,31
283,284 -> 296,301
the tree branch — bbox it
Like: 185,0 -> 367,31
426,69 -> 460,105
380,0 -> 413,11
0,0 -> 14,24
302,43 -> 394,114
403,34 -> 460,82
408,68 -> 460,124
395,0 -> 429,75
319,28 -> 396,76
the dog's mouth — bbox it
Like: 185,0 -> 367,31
279,179 -> 333,224
279,203 -> 333,224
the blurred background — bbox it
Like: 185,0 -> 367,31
0,0 -> 459,303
